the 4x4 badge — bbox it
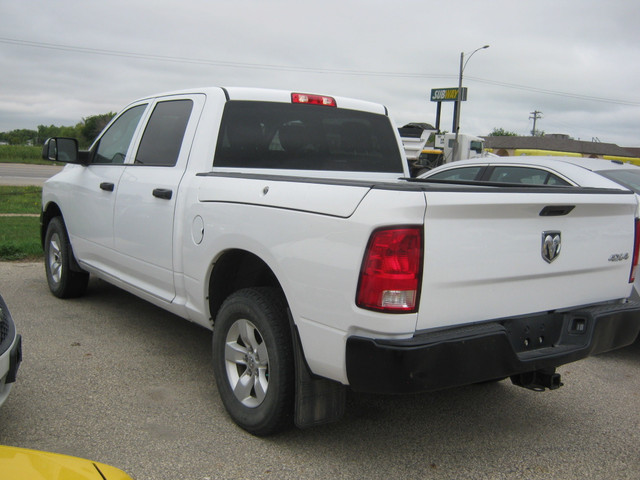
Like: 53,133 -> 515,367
542,231 -> 561,263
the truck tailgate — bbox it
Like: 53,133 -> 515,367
417,190 -> 638,331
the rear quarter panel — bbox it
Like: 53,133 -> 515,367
180,179 -> 427,382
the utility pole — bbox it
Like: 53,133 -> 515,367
530,110 -> 543,136
452,45 -> 489,162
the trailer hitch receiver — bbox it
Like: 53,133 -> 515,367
510,368 -> 563,391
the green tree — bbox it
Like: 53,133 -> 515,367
488,128 -> 519,137
36,124 -> 78,145
4,112 -> 116,147
37,125 -> 61,143
1,129 -> 38,145
80,113 -> 115,147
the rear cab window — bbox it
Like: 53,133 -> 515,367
213,101 -> 404,173
427,166 -> 482,181
486,166 -> 571,186
597,169 -> 640,194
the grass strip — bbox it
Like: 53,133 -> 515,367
0,145 -> 64,165
0,216 -> 42,261
0,186 -> 42,214
0,186 -> 42,260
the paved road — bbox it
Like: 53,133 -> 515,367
0,262 -> 639,480
0,163 -> 63,186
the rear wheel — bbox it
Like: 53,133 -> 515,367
212,288 -> 294,436
44,217 -> 89,298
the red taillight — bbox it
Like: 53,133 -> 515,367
291,92 -> 337,107
630,218 -> 640,283
356,227 -> 423,313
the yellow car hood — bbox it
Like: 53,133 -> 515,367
0,446 -> 133,480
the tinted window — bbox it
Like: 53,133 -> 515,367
545,174 -> 571,186
93,104 -> 147,164
598,169 -> 640,194
427,166 -> 482,181
214,101 -> 403,173
135,100 -> 194,166
470,140 -> 483,154
488,166 -> 570,186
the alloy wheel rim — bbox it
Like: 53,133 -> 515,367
48,233 -> 62,284
224,318 -> 269,408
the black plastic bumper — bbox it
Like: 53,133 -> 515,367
1,293 -> 22,384
7,334 -> 22,384
346,301 -> 640,394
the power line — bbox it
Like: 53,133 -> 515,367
465,75 -> 640,106
0,36 -> 450,79
2,36 -> 640,107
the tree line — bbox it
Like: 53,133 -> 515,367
0,113 -> 115,149
0,115 -> 523,150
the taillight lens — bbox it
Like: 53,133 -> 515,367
356,227 -> 423,312
630,218 -> 640,283
291,93 -> 337,107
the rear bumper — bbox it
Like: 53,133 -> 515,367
1,293 -> 22,407
6,334 -> 22,384
346,301 -> 640,394
0,334 -> 22,408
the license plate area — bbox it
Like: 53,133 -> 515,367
503,313 -> 565,354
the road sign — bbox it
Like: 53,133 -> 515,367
430,87 -> 467,102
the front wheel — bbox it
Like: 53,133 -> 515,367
44,217 -> 89,298
212,288 -> 294,436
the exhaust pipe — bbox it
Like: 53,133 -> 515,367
511,368 -> 563,391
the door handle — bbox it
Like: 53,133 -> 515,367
100,182 -> 115,192
153,188 -> 173,200
539,205 -> 575,216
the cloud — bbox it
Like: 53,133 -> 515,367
1,0 -> 639,147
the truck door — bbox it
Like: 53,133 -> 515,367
113,94 -> 204,302
62,103 -> 148,268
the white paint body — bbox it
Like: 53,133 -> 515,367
43,88 -> 638,386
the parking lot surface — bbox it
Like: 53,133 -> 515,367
0,261 -> 639,480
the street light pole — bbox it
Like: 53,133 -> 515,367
452,44 -> 489,162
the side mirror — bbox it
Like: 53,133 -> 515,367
41,137 -> 80,163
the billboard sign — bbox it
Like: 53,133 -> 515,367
430,87 -> 467,102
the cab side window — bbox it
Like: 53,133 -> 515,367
488,166 -> 571,186
427,166 -> 482,181
135,100 -> 194,167
93,104 -> 147,164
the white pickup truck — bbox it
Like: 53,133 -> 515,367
41,87 -> 640,435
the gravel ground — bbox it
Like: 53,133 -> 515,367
1,261 -> 639,480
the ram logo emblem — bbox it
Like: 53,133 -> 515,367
542,231 -> 561,263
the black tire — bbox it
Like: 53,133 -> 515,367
44,217 -> 89,298
212,287 -> 294,436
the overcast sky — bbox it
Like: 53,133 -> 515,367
1,0 -> 640,147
